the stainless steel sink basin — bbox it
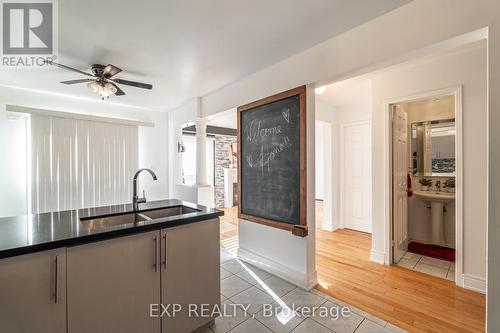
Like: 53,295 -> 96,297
141,206 -> 199,219
81,206 -> 201,231
81,212 -> 150,231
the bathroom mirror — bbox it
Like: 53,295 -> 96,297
411,118 -> 455,176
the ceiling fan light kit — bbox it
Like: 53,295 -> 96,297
44,59 -> 153,100
87,81 -> 118,100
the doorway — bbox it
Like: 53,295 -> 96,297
388,87 -> 462,285
205,109 -> 239,255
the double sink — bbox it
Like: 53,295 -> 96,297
81,206 -> 200,231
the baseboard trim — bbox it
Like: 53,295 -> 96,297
462,274 -> 486,294
320,221 -> 340,232
321,222 -> 334,232
369,249 -> 386,265
237,247 -> 317,290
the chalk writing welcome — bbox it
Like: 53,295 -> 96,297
244,113 -> 292,175
239,93 -> 302,226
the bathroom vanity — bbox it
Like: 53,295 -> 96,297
413,190 -> 455,245
0,199 -> 223,333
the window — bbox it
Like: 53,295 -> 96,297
181,134 -> 215,186
30,114 -> 138,213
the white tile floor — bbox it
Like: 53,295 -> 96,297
396,251 -> 455,281
204,251 -> 408,333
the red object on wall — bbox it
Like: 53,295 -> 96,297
407,170 -> 413,197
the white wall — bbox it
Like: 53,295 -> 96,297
338,101 -> 372,124
137,114 -> 169,202
0,86 -> 169,217
371,42 -> 487,289
0,114 -> 27,217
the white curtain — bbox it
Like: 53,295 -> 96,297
31,114 -> 138,213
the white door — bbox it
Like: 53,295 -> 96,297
342,122 -> 372,233
392,105 -> 409,263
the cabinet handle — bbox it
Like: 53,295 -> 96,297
54,255 -> 59,304
153,236 -> 158,272
162,234 -> 167,269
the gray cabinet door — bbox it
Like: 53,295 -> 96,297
161,218 -> 220,333
0,248 -> 66,333
67,231 -> 161,333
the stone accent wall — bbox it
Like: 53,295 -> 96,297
214,134 -> 238,208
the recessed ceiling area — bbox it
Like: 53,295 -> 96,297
0,0 -> 411,111
317,77 -> 372,108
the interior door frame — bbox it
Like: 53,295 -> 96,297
383,86 -> 463,287
340,120 -> 372,231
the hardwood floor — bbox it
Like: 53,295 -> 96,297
219,204 -> 486,332
315,201 -> 485,333
219,207 -> 239,255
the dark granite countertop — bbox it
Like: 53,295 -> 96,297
0,199 -> 223,259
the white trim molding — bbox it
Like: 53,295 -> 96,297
369,249 -> 386,265
463,274 -> 486,294
237,248 -> 318,290
320,222 -> 336,232
381,86 -> 464,288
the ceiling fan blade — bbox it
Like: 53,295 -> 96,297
45,59 -> 94,77
103,64 -> 122,78
111,78 -> 152,90
110,82 -> 125,96
61,79 -> 93,85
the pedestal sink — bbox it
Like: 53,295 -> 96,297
413,190 -> 455,246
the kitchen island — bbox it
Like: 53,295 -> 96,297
0,200 -> 223,333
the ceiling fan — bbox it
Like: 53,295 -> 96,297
45,59 -> 153,100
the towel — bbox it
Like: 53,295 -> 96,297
407,170 -> 413,197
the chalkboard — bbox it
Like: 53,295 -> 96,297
237,86 -> 307,232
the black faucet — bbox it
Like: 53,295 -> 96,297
133,168 -> 158,211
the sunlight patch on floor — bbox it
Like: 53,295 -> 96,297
237,259 -> 295,325
220,235 -> 238,255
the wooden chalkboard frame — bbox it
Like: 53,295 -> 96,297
237,86 -> 307,233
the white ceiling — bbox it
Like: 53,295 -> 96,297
0,0 -> 411,111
